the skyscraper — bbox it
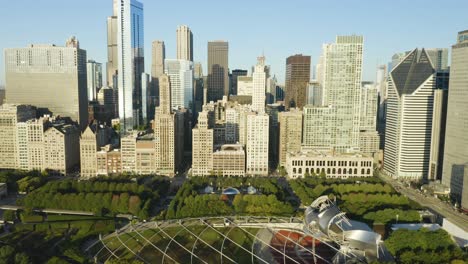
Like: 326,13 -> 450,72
442,30 -> 468,209
4,38 -> 88,127
87,60 -> 103,101
117,0 -> 144,131
246,112 -> 269,176
425,48 -> 449,71
384,49 -> 436,180
284,54 -> 311,109
192,110 -> 213,176
207,41 -> 229,102
251,56 -> 266,113
151,41 -> 166,80
106,0 -> 119,87
302,36 -> 364,153
176,25 -> 193,61
164,59 -> 194,110
154,74 -> 176,176
278,109 -> 302,167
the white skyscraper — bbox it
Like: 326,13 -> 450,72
246,113 -> 269,176
176,25 -> 193,61
141,72 -> 150,124
251,56 -> 266,113
117,0 -> 144,131
164,59 -> 193,109
384,49 -> 436,180
87,60 -> 103,101
303,36 -> 363,153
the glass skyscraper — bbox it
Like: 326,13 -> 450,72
117,0 -> 144,131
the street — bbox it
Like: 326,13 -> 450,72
378,172 -> 468,232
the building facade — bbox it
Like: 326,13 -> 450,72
207,41 -> 229,102
117,0 -> 145,131
384,49 -> 436,180
5,39 -> 88,127
176,25 -> 193,61
278,109 -> 302,167
284,54 -> 311,109
164,59 -> 193,109
87,60 -> 103,101
442,30 -> 468,208
286,149 -> 373,179
213,144 -> 246,177
246,113 -> 269,176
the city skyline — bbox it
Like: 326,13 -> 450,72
0,0 -> 467,86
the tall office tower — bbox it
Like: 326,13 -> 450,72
384,49 -> 436,180
164,59 -> 194,109
151,41 -> 166,80
141,73 -> 150,124
360,82 -> 378,131
321,35 -> 364,152
87,60 -> 103,101
207,41 -> 229,102
246,112 -> 269,176
192,110 -> 213,176
284,54 -> 311,109
97,86 -> 118,118
194,62 -> 203,79
359,82 -> 380,157
106,0 -> 119,87
425,48 -> 449,71
252,56 -> 267,113
429,88 -> 448,181
117,0 -> 144,131
278,109 -> 302,167
266,75 -> 277,104
443,30 -> 468,208
5,39 -> 88,127
150,40 -> 165,120
266,104 -> 283,170
230,69 -> 248,95
376,64 -> 388,149
176,25 -> 193,61
225,106 -> 239,144
0,104 -> 36,169
276,84 -> 285,101
154,75 -> 176,176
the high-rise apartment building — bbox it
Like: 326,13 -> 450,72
207,41 -> 229,102
4,38 -> 88,127
384,49 -> 436,180
87,60 -> 103,101
360,82 -> 378,131
252,56 -> 266,113
176,25 -> 193,61
164,59 -> 193,109
302,36 -> 364,153
278,109 -> 302,167
284,54 -> 311,109
192,110 -> 213,176
117,0 -> 144,131
442,30 -> 468,209
246,113 -> 269,176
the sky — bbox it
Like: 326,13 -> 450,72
0,0 -> 467,86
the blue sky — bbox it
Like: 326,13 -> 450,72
0,0 -> 467,86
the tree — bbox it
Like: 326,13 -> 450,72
0,246 -> 15,264
14,252 -> 30,264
